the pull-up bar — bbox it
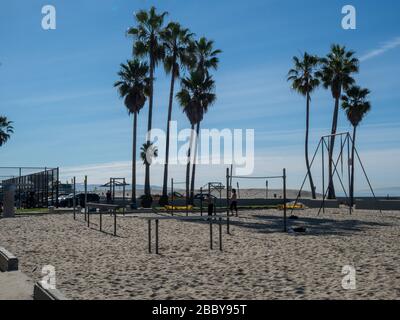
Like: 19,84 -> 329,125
226,167 -> 288,232
230,175 -> 283,180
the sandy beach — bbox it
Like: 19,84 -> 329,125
0,208 -> 399,300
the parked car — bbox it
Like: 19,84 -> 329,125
59,193 -> 100,207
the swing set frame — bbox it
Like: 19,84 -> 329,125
291,132 -> 380,216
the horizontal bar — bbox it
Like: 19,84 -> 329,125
230,176 -> 283,179
320,132 -> 350,138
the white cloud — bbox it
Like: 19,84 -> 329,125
360,37 -> 400,61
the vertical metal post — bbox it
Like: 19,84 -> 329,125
56,168 -> 59,208
51,170 -> 54,207
213,197 -> 216,216
73,177 -> 76,220
322,138 -> 325,214
114,210 -> 117,236
226,168 -> 230,216
200,187 -> 203,216
171,178 -> 174,216
100,211 -> 102,232
266,180 -> 268,199
148,220 -> 152,253
209,219 -> 213,250
18,168 -> 22,209
155,219 -> 159,255
227,216 -> 230,235
84,175 -> 88,221
283,168 -> 287,233
87,204 -> 90,228
219,218 -> 222,251
123,178 -> 126,216
347,134 -> 352,215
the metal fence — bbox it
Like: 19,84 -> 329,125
0,167 -> 59,208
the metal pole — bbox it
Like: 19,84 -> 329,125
123,178 -> 126,216
226,168 -> 229,216
148,220 -> 152,253
56,168 -> 59,208
266,180 -> 268,199
87,204 -> 90,228
322,138 -> 325,214
114,210 -> 117,236
73,177 -> 76,220
219,217 -> 222,251
171,178 -> 174,216
84,175 -> 88,221
200,187 -> 203,216
227,216 -> 230,235
100,211 -> 102,232
209,219 -> 213,250
283,168 -> 287,232
155,219 -> 159,255
18,168 -> 22,209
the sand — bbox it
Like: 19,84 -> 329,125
0,208 -> 399,300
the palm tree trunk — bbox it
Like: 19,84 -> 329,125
189,122 -> 200,204
328,97 -> 339,199
144,57 -> 154,202
161,61 -> 176,204
305,92 -> 316,199
131,112 -> 137,205
350,126 -> 357,208
186,124 -> 195,207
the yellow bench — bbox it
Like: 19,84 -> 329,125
277,204 -> 305,210
164,205 -> 193,211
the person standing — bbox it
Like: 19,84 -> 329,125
230,188 -> 238,216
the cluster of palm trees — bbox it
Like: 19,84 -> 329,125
114,7 -> 220,208
288,44 -> 372,201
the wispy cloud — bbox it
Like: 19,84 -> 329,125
360,37 -> 400,61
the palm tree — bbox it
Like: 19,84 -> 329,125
127,6 -> 167,207
140,141 -> 159,166
317,44 -> 359,199
177,71 -> 216,205
191,37 -> 221,76
114,59 -> 150,208
287,53 -> 320,199
189,37 -> 221,202
159,22 -> 194,205
0,116 -> 14,146
341,85 -> 371,208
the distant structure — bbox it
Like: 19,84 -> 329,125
0,167 -> 60,209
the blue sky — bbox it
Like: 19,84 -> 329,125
0,0 -> 400,193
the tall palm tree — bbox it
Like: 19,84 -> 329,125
177,71 -> 216,205
317,44 -> 359,199
114,59 -> 150,208
127,6 -> 167,207
0,116 -> 14,146
287,53 -> 320,199
341,85 -> 371,207
159,22 -> 194,205
189,37 -> 221,202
